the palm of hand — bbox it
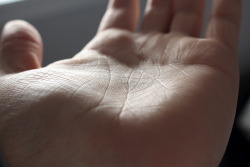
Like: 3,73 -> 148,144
0,0 -> 240,167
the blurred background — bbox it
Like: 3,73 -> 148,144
0,0 -> 249,166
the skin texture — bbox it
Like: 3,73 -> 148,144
0,0 -> 241,166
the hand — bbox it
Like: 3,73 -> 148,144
0,0 -> 241,166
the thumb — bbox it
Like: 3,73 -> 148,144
0,20 -> 43,74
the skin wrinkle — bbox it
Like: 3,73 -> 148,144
159,38 -> 238,84
141,65 -> 184,90
69,58 -> 101,99
131,69 -> 169,98
184,39 -> 200,62
124,62 -> 142,93
1,70 -> 74,136
129,71 -> 143,92
118,70 -> 133,119
127,73 -> 156,97
169,64 -> 193,78
97,58 -> 112,108
18,87 -> 110,166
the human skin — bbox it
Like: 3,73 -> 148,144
0,0 -> 241,166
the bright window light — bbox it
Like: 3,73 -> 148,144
0,0 -> 24,5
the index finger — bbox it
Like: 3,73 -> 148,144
205,0 -> 241,51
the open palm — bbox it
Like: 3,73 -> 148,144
0,0 -> 241,167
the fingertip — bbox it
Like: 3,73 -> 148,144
0,20 -> 43,73
2,20 -> 42,42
